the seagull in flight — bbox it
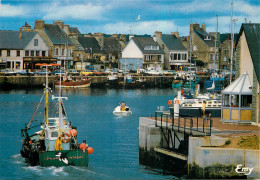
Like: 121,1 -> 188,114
136,15 -> 141,21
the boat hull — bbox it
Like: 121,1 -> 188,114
54,79 -> 91,88
39,150 -> 89,167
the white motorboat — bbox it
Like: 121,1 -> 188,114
113,105 -> 132,116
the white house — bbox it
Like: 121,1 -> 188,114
121,37 -> 164,71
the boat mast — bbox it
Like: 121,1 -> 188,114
213,15 -> 218,88
189,21 -> 192,89
45,65 -> 49,126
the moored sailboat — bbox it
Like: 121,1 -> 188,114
20,65 -> 93,166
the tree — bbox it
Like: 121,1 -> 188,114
196,60 -> 205,67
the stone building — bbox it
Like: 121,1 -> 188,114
234,23 -> 260,124
218,33 -> 239,70
154,31 -> 188,70
34,20 -> 74,69
182,23 -> 219,69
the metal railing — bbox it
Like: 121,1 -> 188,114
155,112 -> 212,136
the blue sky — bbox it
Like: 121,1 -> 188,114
0,0 -> 259,36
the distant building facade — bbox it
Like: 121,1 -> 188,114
121,37 -> 164,71
154,31 -> 188,70
182,23 -> 219,69
0,29 -> 49,71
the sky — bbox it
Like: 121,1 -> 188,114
0,0 -> 259,36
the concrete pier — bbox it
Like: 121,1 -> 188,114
139,117 -> 260,178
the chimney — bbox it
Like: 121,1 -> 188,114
34,19 -> 45,30
54,20 -> 64,29
201,24 -> 206,32
112,34 -> 118,38
22,22 -> 31,32
64,24 -> 70,35
19,28 -> 22,38
171,32 -> 179,38
154,31 -> 162,39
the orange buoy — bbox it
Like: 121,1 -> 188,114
80,143 -> 87,150
174,100 -> 180,104
87,147 -> 93,154
70,129 -> 77,136
168,100 -> 173,105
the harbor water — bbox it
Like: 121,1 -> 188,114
0,88 -> 178,179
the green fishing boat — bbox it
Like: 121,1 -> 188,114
20,64 -> 92,166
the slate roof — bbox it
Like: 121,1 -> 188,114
43,24 -> 73,45
69,27 -> 82,37
78,37 -> 106,54
161,34 -> 187,51
103,37 -> 121,52
237,23 -> 260,82
131,37 -> 164,54
220,33 -> 239,44
0,31 -> 37,50
194,28 -> 215,47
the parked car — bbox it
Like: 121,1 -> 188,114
68,69 -> 80,76
163,70 -> 176,76
35,69 -> 51,75
80,71 -> 94,76
146,70 -> 163,76
16,70 -> 34,76
1,69 -> 17,76
52,70 -> 66,76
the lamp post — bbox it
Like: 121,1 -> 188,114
230,18 -> 238,84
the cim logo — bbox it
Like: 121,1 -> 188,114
235,164 -> 254,175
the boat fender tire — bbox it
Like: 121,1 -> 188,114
61,133 -> 71,143
168,100 -> 173,105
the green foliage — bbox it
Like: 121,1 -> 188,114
195,60 -> 205,67
225,139 -> 231,145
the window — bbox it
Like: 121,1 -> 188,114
36,51 -> 40,56
182,54 -> 187,60
162,44 -> 165,50
210,47 -> 214,51
144,45 -> 159,50
62,49 -> 65,56
55,49 -> 59,56
34,39 -> 38,46
16,50 -> 20,57
16,62 -> 20,69
174,54 -> 177,60
25,50 -> 29,56
42,51 -> 46,57
204,36 -> 211,40
31,51 -> 34,56
193,46 -> 197,51
0,50 -> 2,56
223,56 -> 227,62
7,50 -> 10,56
209,54 -> 214,60
177,54 -> 181,60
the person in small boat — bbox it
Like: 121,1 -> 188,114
121,101 -> 125,111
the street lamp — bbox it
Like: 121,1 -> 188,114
230,18 -> 238,84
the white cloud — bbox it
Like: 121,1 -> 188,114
43,3 -> 110,20
0,4 -> 27,17
101,21 -> 188,36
